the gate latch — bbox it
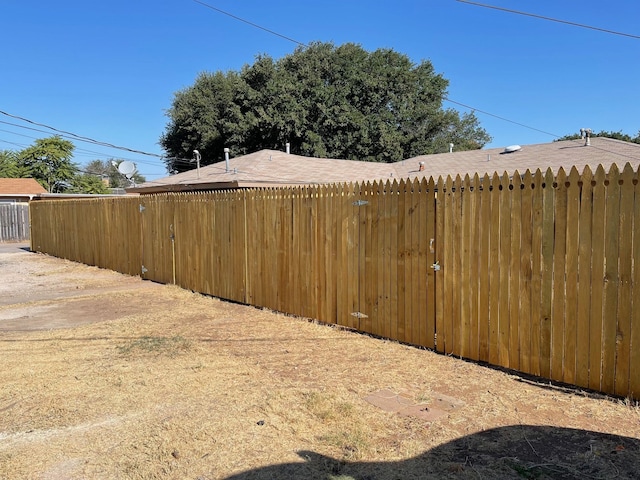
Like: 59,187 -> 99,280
430,261 -> 441,272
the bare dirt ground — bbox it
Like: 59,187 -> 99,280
1,243 -> 640,479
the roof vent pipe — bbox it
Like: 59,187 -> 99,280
419,161 -> 425,172
193,150 -> 201,179
224,148 -> 230,172
449,143 -> 454,153
580,128 -> 592,146
285,142 -> 290,154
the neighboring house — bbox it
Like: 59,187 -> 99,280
0,178 -> 46,203
0,178 -> 46,242
127,138 -> 640,195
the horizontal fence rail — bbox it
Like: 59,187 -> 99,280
29,163 -> 640,400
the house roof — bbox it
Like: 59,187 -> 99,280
128,138 -> 640,194
0,178 -> 47,195
398,137 -> 640,180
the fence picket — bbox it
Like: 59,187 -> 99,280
530,170 -> 544,376
509,171 -> 523,370
576,166 -> 594,389
615,164 -> 634,395
478,174 -> 491,362
589,166 -> 607,391
631,166 -> 640,398
519,170 -> 534,374
602,164 -> 621,393
564,167 -> 582,385
461,174 -> 472,358
488,173 -> 501,365
434,177 -> 445,352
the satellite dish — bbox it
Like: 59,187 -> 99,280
503,145 -> 522,154
118,161 -> 136,178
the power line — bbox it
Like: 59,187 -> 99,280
192,0 -> 308,47
443,98 -> 560,139
0,110 -> 165,159
0,111 -> 198,170
456,0 -> 640,40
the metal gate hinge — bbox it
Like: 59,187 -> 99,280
431,261 -> 441,271
352,200 -> 369,206
351,312 -> 368,319
141,265 -> 148,274
139,204 -> 146,212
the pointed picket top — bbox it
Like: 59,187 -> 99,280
594,164 -> 607,182
621,162 -> 635,187
512,169 -> 522,188
420,176 -> 429,192
500,171 -> 510,192
557,165 -> 567,177
445,175 -> 454,193
412,176 -> 421,193
491,171 -> 501,192
568,166 -> 581,188
556,167 -> 567,190
622,162 -> 635,177
436,175 -> 444,193
482,172 -> 491,192
427,176 -> 436,192
607,162 -> 620,179
390,178 -> 399,195
454,174 -> 463,191
522,169 -> 533,188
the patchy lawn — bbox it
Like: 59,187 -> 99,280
1,247 -> 639,479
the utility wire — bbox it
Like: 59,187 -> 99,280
0,112 -> 197,169
192,0 -> 308,47
443,98 -> 560,138
0,110 -> 165,158
456,0 -> 640,40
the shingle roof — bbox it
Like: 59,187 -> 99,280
398,137 -> 640,180
0,178 -> 47,195
128,137 -> 640,194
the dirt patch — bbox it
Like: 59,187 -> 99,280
1,247 -> 639,479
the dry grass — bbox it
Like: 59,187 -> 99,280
1,250 -> 639,479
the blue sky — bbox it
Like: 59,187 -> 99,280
1,0 -> 638,180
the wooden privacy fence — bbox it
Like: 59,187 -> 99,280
0,203 -> 30,242
30,163 -> 640,399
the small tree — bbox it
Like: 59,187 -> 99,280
18,136 -> 77,192
68,173 -> 110,194
556,129 -> 640,144
0,149 -> 22,178
84,159 -> 145,188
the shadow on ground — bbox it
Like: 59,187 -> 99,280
224,425 -> 640,479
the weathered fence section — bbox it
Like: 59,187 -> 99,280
0,203 -> 30,242
29,163 -> 640,399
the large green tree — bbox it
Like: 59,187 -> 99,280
161,42 -> 491,173
18,136 -> 77,192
